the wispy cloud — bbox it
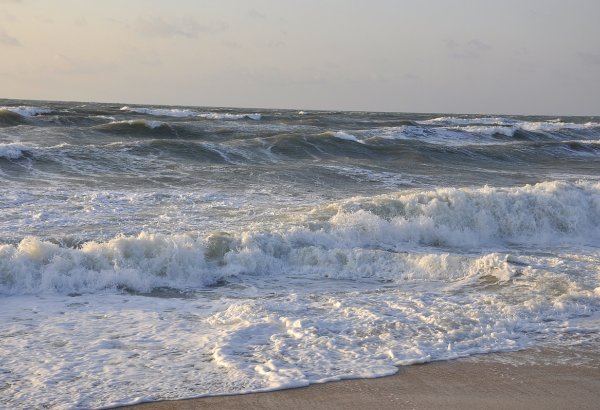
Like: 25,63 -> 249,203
137,16 -> 228,39
445,39 -> 492,60
246,9 -> 267,21
0,27 -> 19,46
51,53 -> 117,75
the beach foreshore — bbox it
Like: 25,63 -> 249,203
118,347 -> 600,410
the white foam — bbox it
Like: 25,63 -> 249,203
0,142 -> 29,159
0,106 -> 51,117
2,180 -> 599,295
325,166 -> 414,187
417,117 -> 600,138
109,119 -> 166,129
370,125 -> 499,145
520,121 -> 600,132
120,106 -> 198,117
1,181 -> 599,408
2,249 -> 598,409
119,106 -> 262,120
418,116 -> 518,126
0,233 -> 216,294
197,112 -> 262,120
333,131 -> 364,143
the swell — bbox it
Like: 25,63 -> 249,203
1,180 -> 598,295
0,109 -> 27,126
3,135 -> 600,174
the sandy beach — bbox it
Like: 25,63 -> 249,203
119,347 -> 600,410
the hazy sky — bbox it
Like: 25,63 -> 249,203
1,0 -> 599,114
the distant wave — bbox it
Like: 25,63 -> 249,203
357,119 -> 600,146
197,112 -> 262,120
120,106 -> 198,117
121,106 -> 262,120
6,132 -> 599,174
0,106 -> 51,117
0,109 -> 25,126
416,116 -> 600,138
0,106 -> 51,126
94,119 -> 172,134
2,180 -> 598,295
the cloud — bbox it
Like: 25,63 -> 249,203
221,40 -> 242,49
0,27 -> 19,46
445,39 -> 492,60
267,39 -> 285,48
137,16 -> 228,39
246,9 -> 267,21
577,51 -> 600,66
50,53 -> 117,75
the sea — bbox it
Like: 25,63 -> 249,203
1,99 -> 599,409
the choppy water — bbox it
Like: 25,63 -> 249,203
1,99 -> 599,409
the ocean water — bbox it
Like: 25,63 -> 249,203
1,99 -> 599,409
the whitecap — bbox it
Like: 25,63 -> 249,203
0,106 -> 51,117
0,142 -> 30,159
120,106 -> 198,117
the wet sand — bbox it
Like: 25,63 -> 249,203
119,347 -> 600,410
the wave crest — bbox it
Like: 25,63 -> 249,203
0,143 -> 30,159
120,106 -> 262,120
1,181 -> 598,295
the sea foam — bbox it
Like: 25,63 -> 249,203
120,106 -> 262,120
1,180 -> 598,295
0,106 -> 51,117
0,143 -> 29,159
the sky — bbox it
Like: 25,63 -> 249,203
0,0 -> 599,115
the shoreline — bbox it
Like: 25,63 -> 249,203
118,346 -> 600,410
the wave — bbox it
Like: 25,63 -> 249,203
0,143 -> 30,159
4,134 -> 598,176
197,112 -> 262,120
93,120 -> 174,136
416,117 -> 600,138
121,106 -> 262,120
0,106 -> 51,126
0,109 -> 26,126
120,106 -> 198,117
2,180 -> 598,295
0,105 -> 51,117
331,131 -> 364,143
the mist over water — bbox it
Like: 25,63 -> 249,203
1,99 -> 599,409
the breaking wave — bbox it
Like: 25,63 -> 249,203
121,106 -> 262,120
0,143 -> 30,159
121,106 -> 198,117
93,120 -> 174,136
1,180 -> 598,295
0,106 -> 51,117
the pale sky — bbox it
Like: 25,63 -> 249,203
1,0 -> 599,115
